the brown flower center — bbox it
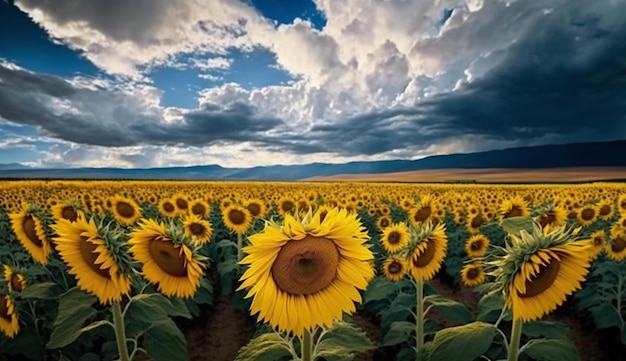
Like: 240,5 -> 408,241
0,295 -> 10,321
191,203 -> 207,216
593,236 -> 604,246
470,240 -> 483,251
271,235 -> 339,295
412,241 -> 436,268
23,215 -> 43,247
387,231 -> 401,245
518,258 -> 560,298
281,200 -> 295,213
228,209 -> 246,225
580,208 -> 595,221
467,268 -> 479,280
379,218 -> 390,228
388,260 -> 402,274
612,236 -> 626,253
599,205 -> 611,216
189,223 -> 205,236
149,238 -> 187,277
78,236 -> 110,278
116,202 -> 135,218
470,214 -> 484,229
413,206 -> 432,223
247,203 -> 261,217
504,207 -> 523,219
176,198 -> 188,210
162,201 -> 175,213
62,206 -> 78,222
538,211 -> 556,228
11,274 -> 24,292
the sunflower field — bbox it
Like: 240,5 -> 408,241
1,180 -> 625,361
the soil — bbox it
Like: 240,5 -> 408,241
175,278 -> 626,361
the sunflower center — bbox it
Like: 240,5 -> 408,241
191,203 -> 207,216
176,198 -> 188,210
10,274 -> 24,292
163,202 -> 175,213
380,218 -> 390,228
470,215 -> 484,229
470,240 -> 482,251
23,216 -> 43,247
271,235 -> 339,295
228,209 -> 246,225
116,202 -> 135,218
467,268 -> 479,280
612,236 -> 626,253
62,206 -> 78,222
388,260 -> 402,274
593,236 -> 604,246
412,241 -> 436,268
247,203 -> 261,217
189,223 -> 205,236
414,207 -> 432,222
505,207 -> 522,219
281,201 -> 295,213
78,236 -> 110,278
0,295 -> 10,321
518,258 -> 560,298
599,205 -> 611,216
580,208 -> 595,221
539,211 -> 556,227
388,231 -> 401,244
149,238 -> 187,277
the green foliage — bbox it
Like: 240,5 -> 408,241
47,287 -> 98,349
424,321 -> 497,361
235,332 -> 293,361
520,338 -> 579,361
314,321 -> 377,361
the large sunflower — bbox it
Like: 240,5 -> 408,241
245,198 -> 267,219
189,199 -> 211,218
380,222 -> 410,254
277,196 -> 297,216
408,195 -> 437,226
461,261 -> 485,287
3,265 -> 26,292
182,213 -> 213,245
51,201 -> 80,222
237,207 -> 374,336
158,198 -> 178,218
110,195 -> 142,226
222,204 -> 253,235
0,293 -> 19,338
607,225 -> 626,262
535,205 -> 567,230
485,222 -> 593,322
9,208 -> 53,265
407,222 -> 448,281
465,234 -> 490,258
466,213 -> 486,235
128,219 -> 205,299
576,204 -> 598,227
52,214 -> 132,305
597,200 -> 614,221
382,257 -> 408,282
499,196 -> 530,222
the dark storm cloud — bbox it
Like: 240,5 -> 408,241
0,65 -> 284,147
278,0 -> 626,156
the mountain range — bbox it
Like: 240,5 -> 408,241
1,139 -> 625,181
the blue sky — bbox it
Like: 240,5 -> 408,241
0,0 -> 624,168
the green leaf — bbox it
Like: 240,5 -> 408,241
142,318 -> 188,361
522,321 -> 569,339
521,338 -> 579,361
501,217 -> 535,237
427,321 -> 496,361
363,276 -> 397,305
476,293 -> 508,323
315,321 -> 377,361
423,294 -> 473,325
383,321 -> 414,346
125,293 -> 176,338
234,332 -> 292,361
78,353 -> 101,361
589,303 -> 622,330
47,287 -> 98,349
20,281 -> 61,299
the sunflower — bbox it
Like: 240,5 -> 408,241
183,213 -> 213,245
110,195 -> 141,226
237,207 -> 374,336
461,261 -> 485,287
380,222 -> 410,254
189,199 -> 211,218
597,200 -> 614,221
586,230 -> 606,259
245,198 -> 267,218
172,193 -> 190,215
128,219 -> 205,299
465,234 -> 490,258
52,214 -> 132,305
485,222 -> 593,322
409,195 -> 437,226
0,293 -> 19,338
576,204 -> 598,226
222,204 -> 253,235
618,194 -> 626,215
376,215 -> 392,232
51,202 -> 80,222
9,208 -> 53,265
277,196 -> 296,216
499,196 -> 530,222
536,205 -> 567,230
382,257 -> 408,282
3,265 -> 26,292
158,198 -> 178,218
407,222 -> 448,281
606,225 -> 626,262
466,213 -> 486,234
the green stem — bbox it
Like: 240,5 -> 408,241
617,274 -> 622,315
416,278 -> 425,355
111,302 -> 131,361
301,328 -> 313,361
237,233 -> 243,262
507,317 -> 523,361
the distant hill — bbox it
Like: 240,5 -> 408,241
1,139 -> 625,181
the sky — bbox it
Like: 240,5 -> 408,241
0,0 -> 625,169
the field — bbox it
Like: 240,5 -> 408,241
1,180 -> 626,361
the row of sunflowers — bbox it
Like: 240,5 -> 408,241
0,180 -> 625,361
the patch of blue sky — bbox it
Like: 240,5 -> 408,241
0,2 -> 103,78
249,0 -> 326,29
221,48 -> 297,89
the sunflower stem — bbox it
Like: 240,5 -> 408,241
237,233 -> 243,262
507,317 -> 523,361
301,328 -> 313,361
415,278 -> 425,356
111,302 -> 131,361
